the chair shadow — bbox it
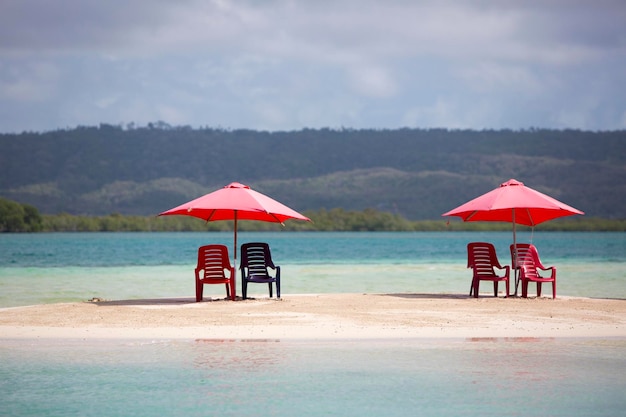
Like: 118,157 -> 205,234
380,293 -> 470,300
87,293 -> 624,306
382,293 -> 625,301
89,297 -> 229,306
87,294 -> 472,306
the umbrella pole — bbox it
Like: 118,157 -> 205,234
512,210 -> 519,296
233,211 -> 237,301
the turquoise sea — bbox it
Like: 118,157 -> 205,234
1,232 -> 625,416
1,231 -> 625,306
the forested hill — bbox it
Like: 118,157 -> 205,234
1,125 -> 625,220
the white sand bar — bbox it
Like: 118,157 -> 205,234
1,293 -> 625,340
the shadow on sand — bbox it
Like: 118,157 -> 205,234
89,297 -> 234,306
381,293 -> 470,300
88,293 -> 476,306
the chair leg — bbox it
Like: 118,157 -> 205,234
276,277 -> 281,299
268,282 -> 273,298
224,283 -> 230,300
493,282 -> 498,297
552,282 -> 556,299
521,280 -> 528,298
537,282 -> 542,297
469,278 -> 474,296
242,281 -> 248,300
229,279 -> 236,301
473,279 -> 480,298
196,282 -> 203,302
504,280 -> 509,298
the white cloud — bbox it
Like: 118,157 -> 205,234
0,60 -> 60,102
348,66 -> 398,98
0,0 -> 625,132
456,62 -> 542,95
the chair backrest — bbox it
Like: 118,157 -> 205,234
467,242 -> 501,277
510,243 -> 532,270
516,244 -> 542,279
197,244 -> 232,281
240,242 -> 275,276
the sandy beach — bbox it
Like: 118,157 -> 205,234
1,293 -> 625,340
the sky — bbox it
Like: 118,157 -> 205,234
1,0 -> 625,133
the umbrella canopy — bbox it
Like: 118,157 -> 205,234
442,179 -> 584,295
160,182 -> 310,224
441,179 -> 584,226
159,182 -> 311,298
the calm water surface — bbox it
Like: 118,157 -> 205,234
2,337 -> 625,417
0,232 -> 624,306
1,232 -> 625,416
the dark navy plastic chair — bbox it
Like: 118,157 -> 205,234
240,242 -> 280,300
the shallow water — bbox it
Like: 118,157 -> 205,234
1,232 -> 625,416
0,232 -> 624,307
2,337 -> 625,417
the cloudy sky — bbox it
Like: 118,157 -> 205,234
1,0 -> 625,133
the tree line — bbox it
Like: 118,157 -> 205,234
2,198 -> 624,233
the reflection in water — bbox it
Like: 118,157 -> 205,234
1,337 -> 624,417
192,339 -> 282,371
462,337 -> 567,385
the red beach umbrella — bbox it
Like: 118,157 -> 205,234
442,179 -> 584,227
442,179 -> 584,294
159,182 -> 311,298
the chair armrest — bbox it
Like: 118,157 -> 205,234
226,266 -> 235,278
537,264 -> 555,271
263,265 -> 280,279
496,265 -> 510,277
538,265 -> 556,279
521,265 -> 556,279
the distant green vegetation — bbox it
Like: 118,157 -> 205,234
37,210 -> 626,232
1,198 -> 622,232
0,198 -> 43,232
2,126 -> 625,220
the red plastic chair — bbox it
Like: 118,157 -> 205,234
467,242 -> 510,298
195,244 -> 236,301
517,244 -> 557,299
240,242 -> 280,300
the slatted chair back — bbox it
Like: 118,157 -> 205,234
195,244 -> 235,301
242,244 -> 274,278
468,242 -> 502,277
467,242 -> 510,298
518,244 -> 557,298
197,245 -> 231,281
240,242 -> 280,299
510,243 -> 532,271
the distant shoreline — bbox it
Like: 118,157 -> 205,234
3,196 -> 624,232
30,212 -> 626,233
